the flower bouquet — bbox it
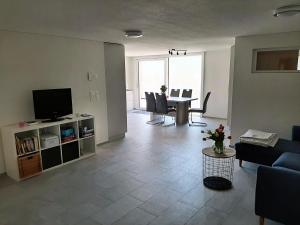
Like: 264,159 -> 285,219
202,124 -> 231,154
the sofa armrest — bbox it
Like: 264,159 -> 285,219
292,126 -> 300,142
255,166 -> 300,225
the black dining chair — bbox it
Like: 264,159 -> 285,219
188,92 -> 211,127
170,89 -> 180,97
145,92 -> 162,125
169,89 -> 180,109
182,89 -> 192,98
182,89 -> 193,108
155,93 -> 176,126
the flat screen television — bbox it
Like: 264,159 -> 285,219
32,88 -> 73,122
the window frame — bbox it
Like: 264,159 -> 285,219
252,47 -> 300,73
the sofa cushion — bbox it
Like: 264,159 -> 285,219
273,152 -> 300,172
275,139 -> 300,154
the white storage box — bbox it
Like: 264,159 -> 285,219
40,134 -> 59,149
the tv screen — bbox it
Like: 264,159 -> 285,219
33,88 -> 73,121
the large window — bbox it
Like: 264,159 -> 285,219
138,54 -> 203,109
169,55 -> 203,108
138,59 -> 167,108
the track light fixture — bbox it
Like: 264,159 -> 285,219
168,49 -> 187,56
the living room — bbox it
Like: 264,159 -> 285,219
1,1 -> 300,225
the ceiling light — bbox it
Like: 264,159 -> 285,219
273,5 -> 300,17
168,49 -> 187,56
124,30 -> 143,38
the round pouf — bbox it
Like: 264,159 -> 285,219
202,147 -> 236,190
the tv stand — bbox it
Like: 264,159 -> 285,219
1,115 -> 96,181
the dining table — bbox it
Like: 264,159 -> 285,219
167,97 -> 198,125
147,96 -> 198,125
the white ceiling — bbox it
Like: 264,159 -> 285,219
0,0 -> 300,56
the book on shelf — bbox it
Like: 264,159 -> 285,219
15,136 -> 39,155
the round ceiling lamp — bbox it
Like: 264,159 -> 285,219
124,30 -> 143,38
273,5 -> 300,17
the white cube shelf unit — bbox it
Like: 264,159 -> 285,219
1,115 -> 96,181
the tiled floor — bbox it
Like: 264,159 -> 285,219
0,112 -> 282,225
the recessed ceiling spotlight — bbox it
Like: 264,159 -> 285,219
273,5 -> 300,17
124,30 -> 143,38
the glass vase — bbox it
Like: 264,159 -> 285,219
213,141 -> 225,154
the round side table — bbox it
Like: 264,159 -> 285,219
202,147 -> 236,190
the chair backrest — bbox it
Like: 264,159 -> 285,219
145,92 -> 156,112
170,89 -> 180,97
202,92 -> 211,113
182,89 -> 192,98
155,93 -> 168,114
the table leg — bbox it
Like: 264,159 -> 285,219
176,102 -> 189,125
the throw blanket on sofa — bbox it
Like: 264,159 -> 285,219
240,129 -> 279,147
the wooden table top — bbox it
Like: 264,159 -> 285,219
202,147 -> 236,158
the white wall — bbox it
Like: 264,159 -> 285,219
125,50 -> 232,119
104,43 -> 127,140
227,46 -> 235,126
0,31 -> 109,173
204,49 -> 231,119
125,57 -> 135,90
125,57 -> 139,109
231,31 -> 300,143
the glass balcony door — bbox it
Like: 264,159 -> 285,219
138,59 -> 168,109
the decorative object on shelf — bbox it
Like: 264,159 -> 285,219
61,127 -> 76,143
168,49 -> 187,56
160,85 -> 167,94
202,124 -> 231,154
40,134 -> 59,149
79,126 -> 94,138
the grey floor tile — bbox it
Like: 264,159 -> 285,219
179,184 -> 215,209
91,195 -> 143,225
185,206 -> 227,225
0,113 -> 265,225
138,188 -> 183,216
149,201 -> 197,225
112,208 -> 156,225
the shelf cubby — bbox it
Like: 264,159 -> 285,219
60,121 -> 78,144
78,118 -> 95,138
62,141 -> 79,163
15,130 -> 39,156
80,137 -> 96,157
39,125 -> 60,150
41,146 -> 62,170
